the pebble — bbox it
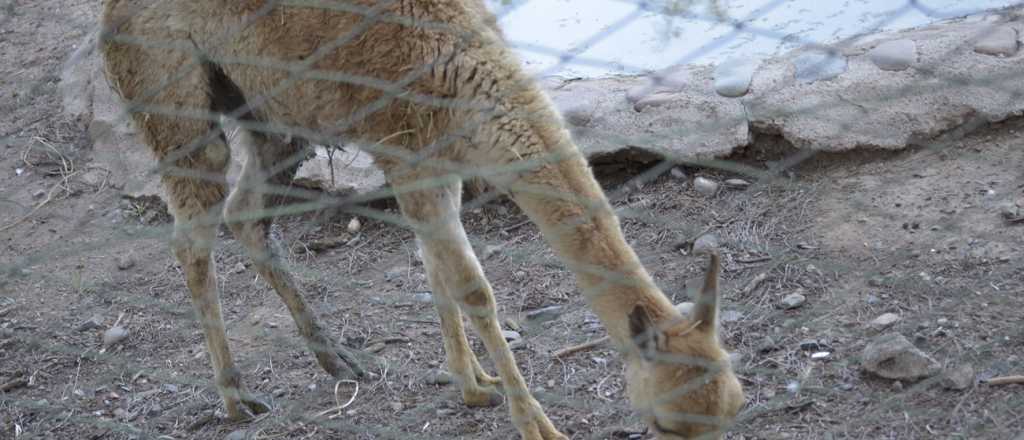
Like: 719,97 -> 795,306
482,244 -> 503,260
411,291 -> 433,303
866,294 -> 881,305
713,57 -> 759,97
793,50 -> 848,83
691,233 -> 719,254
868,39 -> 917,71
720,310 -> 743,323
693,177 -> 719,196
347,217 -> 362,233
861,333 -> 940,380
115,256 -> 135,271
232,262 -> 246,274
384,266 -> 406,282
501,330 -> 521,342
999,201 -> 1022,220
525,306 -> 564,324
675,301 -> 694,316
810,351 -> 831,360
781,291 -> 807,309
799,339 -> 827,351
669,167 -> 686,180
723,178 -> 751,189
425,370 -> 452,386
941,364 -> 975,390
102,326 -> 129,349
870,312 -> 901,329
32,188 -> 46,199
225,429 -> 248,440
973,25 -> 1019,56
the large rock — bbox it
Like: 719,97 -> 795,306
861,333 -> 940,380
62,9 -> 1024,205
546,66 -> 750,163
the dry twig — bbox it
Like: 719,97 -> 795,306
552,336 -> 610,358
985,375 -> 1024,386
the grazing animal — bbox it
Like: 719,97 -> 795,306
99,0 -> 744,438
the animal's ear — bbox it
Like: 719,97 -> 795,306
629,305 -> 664,360
691,252 -> 721,335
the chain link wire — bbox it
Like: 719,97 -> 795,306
2,0 -> 1023,439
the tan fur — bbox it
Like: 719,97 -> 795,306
99,0 -> 744,438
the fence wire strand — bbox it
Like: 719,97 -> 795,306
2,0 -> 1024,439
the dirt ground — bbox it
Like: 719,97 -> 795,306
2,1 -> 1023,439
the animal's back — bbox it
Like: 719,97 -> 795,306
100,0 -> 506,156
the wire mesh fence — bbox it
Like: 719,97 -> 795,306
2,0 -> 1023,439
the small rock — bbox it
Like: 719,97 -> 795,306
799,339 -> 826,351
868,39 -> 917,71
720,310 -> 743,323
102,326 -> 129,348
501,330 -> 521,342
32,188 -> 47,199
973,25 -> 1019,56
793,50 -> 848,83
162,384 -> 179,393
411,291 -> 433,303
347,217 -> 362,233
723,178 -> 751,189
76,315 -> 104,332
781,291 -> 807,309
525,306 -> 564,323
691,233 -> 719,255
384,266 -> 406,282
810,351 -> 831,360
861,333 -> 940,380
999,201 -> 1022,220
866,294 -> 881,305
425,370 -> 452,386
870,313 -> 901,329
669,167 -> 686,180
225,429 -> 249,440
713,57 -> 759,98
941,364 -> 975,390
675,301 -> 694,316
482,244 -> 503,260
116,256 -> 135,271
231,262 -> 246,274
693,177 -> 720,196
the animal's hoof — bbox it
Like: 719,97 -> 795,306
464,385 -> 504,408
240,393 -> 272,416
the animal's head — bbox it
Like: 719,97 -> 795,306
624,252 -> 745,439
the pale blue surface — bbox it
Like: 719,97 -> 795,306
485,0 -> 1022,77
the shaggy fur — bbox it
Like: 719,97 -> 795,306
99,0 -> 744,438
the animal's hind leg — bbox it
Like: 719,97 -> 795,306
101,34 -> 270,419
223,128 -> 372,380
388,171 -> 565,440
